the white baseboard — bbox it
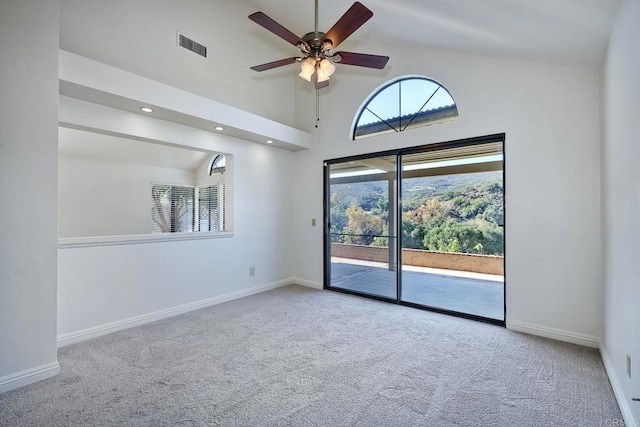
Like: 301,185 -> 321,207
291,277 -> 323,290
0,361 -> 60,394
507,320 -> 600,348
57,279 -> 292,347
601,345 -> 638,427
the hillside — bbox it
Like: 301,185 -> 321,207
330,171 -> 504,255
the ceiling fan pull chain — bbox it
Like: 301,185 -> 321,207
315,87 -> 320,128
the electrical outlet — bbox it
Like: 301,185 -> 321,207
311,218 -> 316,227
627,354 -> 632,378
249,267 -> 255,277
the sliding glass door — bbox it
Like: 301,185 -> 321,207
324,135 -> 505,324
399,149 -> 504,320
326,155 -> 398,300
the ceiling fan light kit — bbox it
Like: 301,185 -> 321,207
318,58 -> 336,80
298,57 -> 316,81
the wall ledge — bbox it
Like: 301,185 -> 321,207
0,361 -> 60,394
507,320 -> 600,348
59,50 -> 311,151
58,231 -> 233,249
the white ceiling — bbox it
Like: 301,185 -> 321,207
244,0 -> 621,66
59,127 -> 211,171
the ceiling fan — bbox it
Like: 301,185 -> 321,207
249,0 -> 389,89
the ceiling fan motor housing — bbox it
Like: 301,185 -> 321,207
301,31 -> 333,59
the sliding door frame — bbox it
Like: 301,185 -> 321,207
323,133 -> 506,327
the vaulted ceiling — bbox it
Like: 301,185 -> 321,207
57,0 -> 622,163
244,0 -> 621,66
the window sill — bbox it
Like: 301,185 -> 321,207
58,231 -> 233,249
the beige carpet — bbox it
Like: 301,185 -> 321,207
0,285 -> 622,426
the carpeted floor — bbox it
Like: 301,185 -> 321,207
0,285 -> 622,426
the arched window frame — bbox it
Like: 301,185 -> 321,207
351,75 -> 459,140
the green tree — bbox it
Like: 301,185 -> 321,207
330,193 -> 348,242
449,237 -> 461,252
401,214 -> 424,249
372,224 -> 389,247
343,205 -> 384,246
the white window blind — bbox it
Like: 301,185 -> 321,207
197,184 -> 225,232
221,184 -> 226,231
151,184 -> 195,233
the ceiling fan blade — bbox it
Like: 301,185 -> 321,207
333,51 -> 389,69
249,12 -> 305,47
323,2 -> 373,49
250,57 -> 299,72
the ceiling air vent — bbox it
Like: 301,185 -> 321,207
178,33 -> 207,58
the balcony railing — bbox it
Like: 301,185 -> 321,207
331,242 -> 503,275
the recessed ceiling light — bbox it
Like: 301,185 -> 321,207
266,140 -> 274,144
215,126 -> 224,131
140,107 -> 153,113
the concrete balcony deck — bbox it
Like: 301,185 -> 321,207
330,256 -> 504,321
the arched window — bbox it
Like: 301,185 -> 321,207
352,76 -> 458,140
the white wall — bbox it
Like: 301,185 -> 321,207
601,0 -> 640,423
57,106 -> 295,340
55,7 -> 296,341
59,0 -> 296,126
292,43 -> 603,345
0,1 -> 60,390
58,155 -> 195,237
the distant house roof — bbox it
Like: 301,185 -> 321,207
354,104 -> 458,139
